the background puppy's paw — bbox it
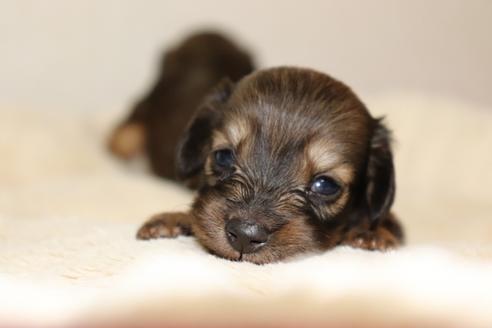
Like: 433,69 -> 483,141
344,228 -> 400,251
136,212 -> 191,240
108,122 -> 146,160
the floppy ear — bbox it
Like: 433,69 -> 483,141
176,79 -> 234,184
365,119 -> 396,225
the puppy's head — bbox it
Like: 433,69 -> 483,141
177,67 -> 395,264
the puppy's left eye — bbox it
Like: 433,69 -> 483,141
310,176 -> 340,196
214,148 -> 234,168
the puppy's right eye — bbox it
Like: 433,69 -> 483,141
214,149 -> 234,169
310,176 -> 341,197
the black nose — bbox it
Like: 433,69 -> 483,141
225,218 -> 268,254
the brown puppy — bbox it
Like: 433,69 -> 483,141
131,66 -> 404,264
108,32 -> 254,180
108,34 -> 403,263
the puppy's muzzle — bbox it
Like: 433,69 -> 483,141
225,218 -> 268,254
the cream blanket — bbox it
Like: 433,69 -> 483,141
1,94 -> 492,327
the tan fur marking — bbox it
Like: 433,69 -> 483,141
224,117 -> 250,146
307,139 -> 340,171
306,139 -> 355,184
328,189 -> 350,215
108,122 -> 145,160
211,130 -> 230,150
332,164 -> 355,184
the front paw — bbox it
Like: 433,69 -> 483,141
136,212 -> 192,240
344,228 -> 400,251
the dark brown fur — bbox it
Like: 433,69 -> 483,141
111,34 -> 404,264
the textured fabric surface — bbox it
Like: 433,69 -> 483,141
1,95 -> 491,327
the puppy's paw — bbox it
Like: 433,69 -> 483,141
344,228 -> 400,251
136,212 -> 192,240
108,122 -> 146,160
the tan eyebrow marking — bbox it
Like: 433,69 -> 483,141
224,117 -> 251,146
211,130 -> 230,150
306,138 -> 355,184
211,117 -> 254,156
307,138 -> 340,169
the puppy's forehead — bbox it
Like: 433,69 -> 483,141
221,67 -> 373,152
210,67 -> 375,188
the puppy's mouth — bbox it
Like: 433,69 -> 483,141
231,250 -> 256,263
229,242 -> 262,262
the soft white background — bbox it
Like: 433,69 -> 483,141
1,0 -> 491,112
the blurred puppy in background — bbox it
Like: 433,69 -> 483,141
109,32 -> 403,264
109,32 -> 254,180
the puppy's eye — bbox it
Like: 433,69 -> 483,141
214,148 -> 234,168
310,176 -> 340,196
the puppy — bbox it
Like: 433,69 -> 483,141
108,32 -> 254,180
131,65 -> 404,264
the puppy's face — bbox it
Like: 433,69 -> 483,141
177,67 -> 395,264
